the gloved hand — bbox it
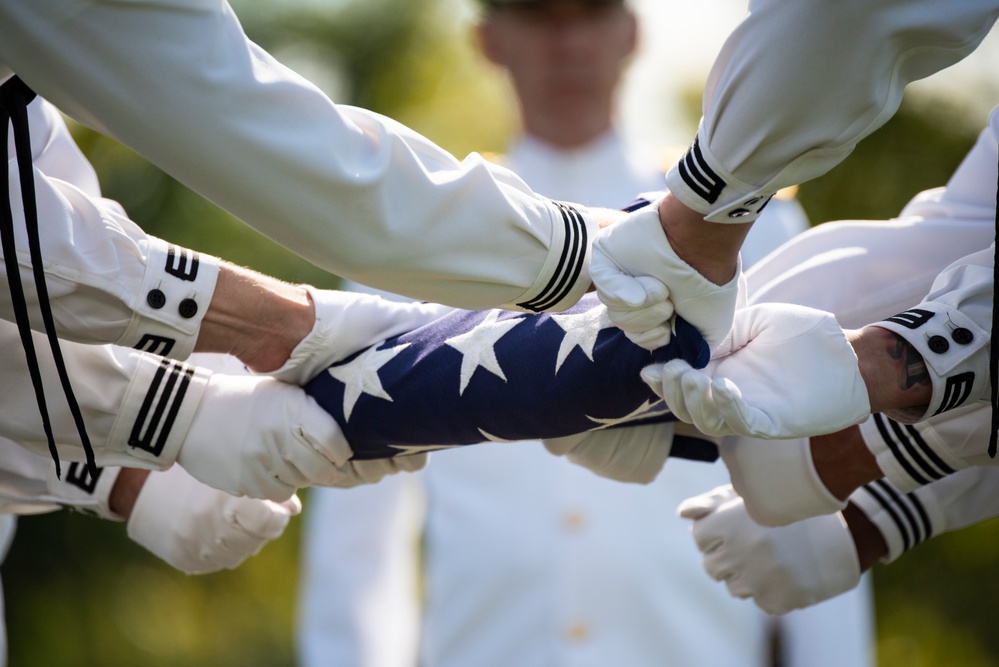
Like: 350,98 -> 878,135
543,421 -> 676,484
266,287 -> 452,385
678,485 -> 861,615
589,203 -> 741,350
127,464 -> 300,574
643,303 -> 871,439
177,373 -> 415,501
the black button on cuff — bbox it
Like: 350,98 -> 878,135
146,289 -> 166,309
178,298 -> 199,319
952,327 -> 974,345
927,335 -> 950,354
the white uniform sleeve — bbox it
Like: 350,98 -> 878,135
873,248 -> 992,424
0,437 -> 122,519
665,0 -> 999,222
849,461 -> 999,564
0,0 -> 595,313
4,97 -> 219,357
0,318 -> 210,471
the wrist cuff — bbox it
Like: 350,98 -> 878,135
849,479 -> 941,564
103,354 -> 211,469
664,130 -> 777,224
874,304 -> 989,423
510,200 -> 594,313
117,237 -> 219,360
45,464 -> 123,521
860,413 -> 963,493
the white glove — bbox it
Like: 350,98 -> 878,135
329,454 -> 429,489
176,373 -> 355,501
718,435 -> 846,526
678,485 -> 861,615
643,303 -> 870,439
267,286 -> 452,384
543,421 -> 675,484
127,465 -> 300,574
590,203 -> 741,350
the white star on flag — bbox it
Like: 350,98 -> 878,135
444,310 -> 523,394
550,305 -> 613,373
326,342 -> 411,420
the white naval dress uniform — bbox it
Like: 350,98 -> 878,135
297,130 -> 875,667
745,107 -> 999,493
664,0 -> 999,425
0,0 -> 597,314
0,96 -> 212,472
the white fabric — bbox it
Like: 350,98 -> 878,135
298,130 -> 873,667
849,462 -> 999,564
541,421 -> 676,485
2,97 -> 219,356
176,372 -> 350,502
647,303 -> 871,438
267,287 -> 452,385
664,0 -> 999,223
0,321 -> 210,471
0,0 -> 598,313
717,434 -> 846,527
590,200 -> 742,350
679,485 -> 862,615
127,464 -> 300,574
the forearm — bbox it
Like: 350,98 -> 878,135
848,326 -> 933,416
197,262 -> 314,372
657,192 -> 749,285
0,1 -> 594,312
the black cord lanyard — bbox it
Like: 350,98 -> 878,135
0,77 -> 96,477
990,140 -> 999,457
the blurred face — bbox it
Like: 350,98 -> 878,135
479,0 -> 637,146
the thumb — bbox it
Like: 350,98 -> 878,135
677,485 -> 738,520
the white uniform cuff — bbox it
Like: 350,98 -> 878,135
860,413 -> 964,493
508,200 -> 594,313
664,130 -> 778,224
116,237 -> 219,360
849,479 -> 941,564
45,464 -> 123,521
102,354 -> 211,469
875,303 -> 989,423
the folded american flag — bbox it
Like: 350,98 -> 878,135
305,292 -> 709,460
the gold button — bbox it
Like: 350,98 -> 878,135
565,623 -> 590,643
563,511 -> 586,532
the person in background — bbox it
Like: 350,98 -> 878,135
296,2 -> 873,666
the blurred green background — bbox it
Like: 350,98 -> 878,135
4,0 -> 999,665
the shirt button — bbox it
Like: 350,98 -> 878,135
952,328 -> 974,345
927,335 -> 949,354
146,289 -> 166,309
178,298 -> 199,319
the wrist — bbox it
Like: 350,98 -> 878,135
110,468 -> 152,519
842,501 -> 888,572
657,192 -> 749,286
810,426 -> 883,502
197,262 -> 315,372
848,326 -> 931,415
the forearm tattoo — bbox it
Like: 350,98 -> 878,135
888,332 -> 929,390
